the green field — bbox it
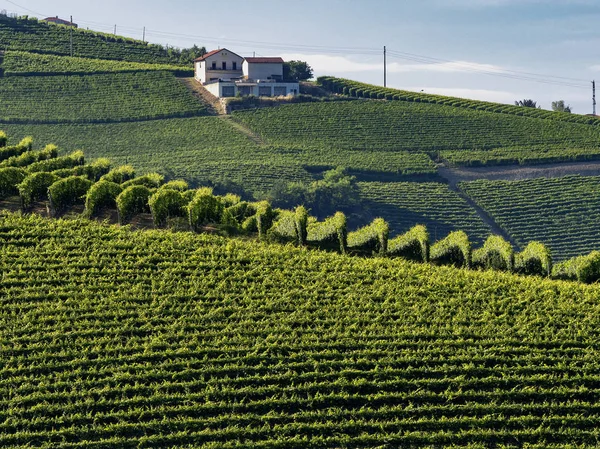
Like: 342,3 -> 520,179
233,101 -> 600,168
358,181 -> 491,244
2,213 -> 600,447
459,175 -> 600,260
2,51 -> 191,76
0,72 -> 205,123
0,15 -> 177,64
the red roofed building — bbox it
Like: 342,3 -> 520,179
43,16 -> 78,28
194,49 -> 298,99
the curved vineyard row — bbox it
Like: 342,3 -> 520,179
459,175 -> 600,261
0,15 -> 178,64
0,71 -> 206,123
2,213 -> 600,447
2,51 -> 192,77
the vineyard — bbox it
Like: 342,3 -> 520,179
233,101 -> 600,168
459,175 -> 600,261
0,72 -> 206,123
2,51 -> 192,76
0,15 -> 177,64
3,213 -> 600,447
357,181 -> 491,245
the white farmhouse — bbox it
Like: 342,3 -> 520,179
194,49 -> 299,98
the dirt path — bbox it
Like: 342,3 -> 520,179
179,78 -> 224,115
438,160 -> 600,188
219,116 -> 267,146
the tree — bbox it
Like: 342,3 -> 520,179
552,100 -> 572,113
283,60 -> 314,81
515,99 -> 541,108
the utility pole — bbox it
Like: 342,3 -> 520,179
69,16 -> 73,57
383,46 -> 387,88
593,80 -> 597,116
114,24 -> 116,35
142,26 -> 146,43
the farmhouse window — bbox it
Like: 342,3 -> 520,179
212,62 -> 217,70
274,86 -> 287,96
222,86 -> 235,97
222,62 -> 227,70
233,62 -> 237,70
259,86 -> 272,97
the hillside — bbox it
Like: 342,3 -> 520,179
0,15 -> 177,64
2,213 -> 600,447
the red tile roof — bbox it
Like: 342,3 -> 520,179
194,48 -> 243,62
43,17 -> 77,26
244,57 -> 284,64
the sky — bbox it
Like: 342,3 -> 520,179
3,0 -> 599,113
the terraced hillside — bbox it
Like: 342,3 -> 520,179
2,213 -> 600,448
2,50 -> 191,76
459,175 -> 600,260
0,71 -> 205,123
0,15 -> 176,63
358,182 -> 491,244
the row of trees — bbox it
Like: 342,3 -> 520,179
515,98 -> 573,113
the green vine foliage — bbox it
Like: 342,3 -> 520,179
48,176 -> 93,214
516,242 -> 553,277
26,150 -> 83,173
18,172 -> 59,208
388,225 -> 430,262
148,188 -> 188,227
0,167 -> 26,198
473,235 -> 514,272
431,231 -> 472,269
121,173 -> 164,190
187,188 -> 224,232
100,165 -> 135,184
307,212 -> 347,254
347,218 -> 389,256
0,131 -> 7,148
84,180 -> 123,218
116,185 -> 152,225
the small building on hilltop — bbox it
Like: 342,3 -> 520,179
43,16 -> 78,28
194,49 -> 299,98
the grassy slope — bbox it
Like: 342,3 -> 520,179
460,175 -> 600,260
2,213 -> 600,447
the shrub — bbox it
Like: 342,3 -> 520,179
101,165 -> 135,184
148,188 -> 187,227
1,144 -> 57,169
220,193 -> 241,208
116,185 -> 152,224
188,187 -> 225,232
472,235 -> 514,271
430,231 -> 472,268
553,251 -> 600,284
0,167 -> 26,199
27,150 -> 83,173
0,144 -> 30,162
256,201 -> 275,240
227,201 -> 255,225
0,131 -> 6,148
18,172 -> 59,208
121,173 -> 164,189
347,218 -> 389,256
388,225 -> 429,262
307,211 -> 347,253
84,180 -> 123,217
515,242 -> 552,277
268,206 -> 308,246
160,179 -> 188,191
48,176 -> 93,214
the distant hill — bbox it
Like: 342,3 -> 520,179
0,15 -> 179,64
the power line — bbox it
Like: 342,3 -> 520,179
3,0 -> 46,17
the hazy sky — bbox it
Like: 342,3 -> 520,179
4,0 -> 599,113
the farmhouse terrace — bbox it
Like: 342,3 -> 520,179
194,48 -> 299,98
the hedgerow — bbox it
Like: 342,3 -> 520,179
553,251 -> 600,284
121,173 -> 164,189
48,176 -> 93,214
307,211 -> 347,254
472,235 -> 514,271
84,180 -> 122,218
26,150 -> 83,173
0,140 -> 53,168
0,167 -> 25,198
148,188 -> 188,227
347,218 -> 389,256
160,179 -> 189,191
116,185 -> 152,225
0,131 -> 6,147
268,206 -> 309,246
430,231 -> 472,268
101,165 -> 135,184
187,187 -> 224,232
516,242 -> 553,277
388,225 -> 430,262
18,171 -> 59,208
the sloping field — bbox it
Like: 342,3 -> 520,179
2,50 -> 191,76
233,101 -> 600,158
358,181 -> 491,244
0,15 -> 176,64
2,214 -> 600,447
0,72 -> 205,123
459,175 -> 600,260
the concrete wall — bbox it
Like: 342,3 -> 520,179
205,81 -> 300,98
242,62 -> 284,81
